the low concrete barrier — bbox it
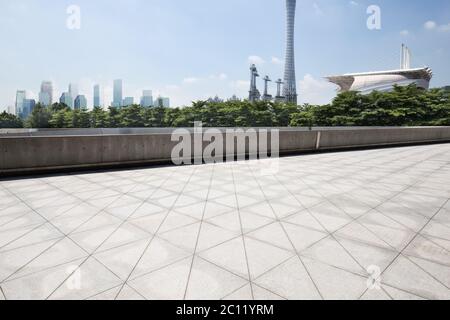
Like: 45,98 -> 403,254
1,127 -> 450,175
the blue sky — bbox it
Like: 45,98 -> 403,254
0,0 -> 449,110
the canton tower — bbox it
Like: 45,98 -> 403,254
283,0 -> 298,104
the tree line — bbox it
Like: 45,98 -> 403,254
1,85 -> 449,129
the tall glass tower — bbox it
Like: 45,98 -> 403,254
15,90 -> 26,117
140,90 -> 153,107
69,83 -> 78,107
39,81 -> 53,106
113,79 -> 123,108
283,0 -> 298,104
93,84 -> 101,108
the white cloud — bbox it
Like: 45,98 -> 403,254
271,57 -> 283,65
248,55 -> 265,65
230,80 -> 250,90
210,73 -> 228,80
424,20 -> 450,32
183,77 -> 200,84
400,30 -> 409,36
298,74 -> 337,105
229,80 -> 250,98
424,21 -> 437,30
349,1 -> 359,6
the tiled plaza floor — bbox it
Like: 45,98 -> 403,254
1,143 -> 450,300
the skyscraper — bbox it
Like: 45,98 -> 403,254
60,92 -> 73,108
15,90 -> 26,117
162,97 -> 170,108
113,79 -> 123,108
93,84 -> 101,108
69,83 -> 78,99
140,90 -> 153,107
122,97 -> 134,106
74,95 -> 87,110
69,83 -> 78,107
39,81 -> 53,106
154,96 -> 170,108
22,99 -> 36,119
283,0 -> 298,104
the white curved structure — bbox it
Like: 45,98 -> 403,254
326,68 -> 433,94
326,45 -> 433,94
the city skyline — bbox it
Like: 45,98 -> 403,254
12,79 -> 170,117
1,0 -> 450,111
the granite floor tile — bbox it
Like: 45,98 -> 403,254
1,143 -> 449,299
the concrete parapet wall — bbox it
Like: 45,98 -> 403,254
1,127 -> 450,175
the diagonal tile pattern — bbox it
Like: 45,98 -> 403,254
1,143 -> 450,300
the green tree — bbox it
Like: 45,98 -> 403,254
4,84 -> 448,129
26,104 -> 51,128
64,109 -> 91,128
107,107 -> 121,128
0,111 -> 23,128
90,107 -> 109,128
119,105 -> 145,127
49,109 -> 70,128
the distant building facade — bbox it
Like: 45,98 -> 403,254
60,92 -> 73,108
69,83 -> 78,107
122,97 -> 134,106
113,79 -> 123,107
93,84 -> 101,108
22,99 -> 36,119
228,95 -> 241,102
15,90 -> 26,117
162,97 -> 170,108
155,96 -> 170,108
140,90 -> 153,107
326,45 -> 433,94
74,95 -> 87,110
207,95 -> 224,103
39,81 -> 53,106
